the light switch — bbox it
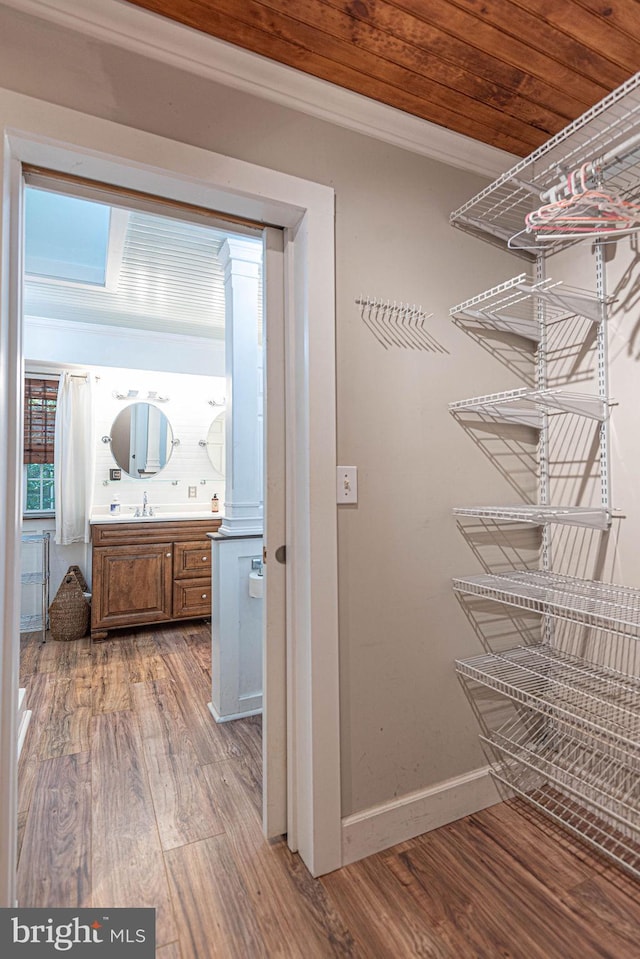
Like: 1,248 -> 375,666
337,466 -> 358,504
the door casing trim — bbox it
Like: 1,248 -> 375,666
0,102 -> 341,904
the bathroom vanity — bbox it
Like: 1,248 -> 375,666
90,516 -> 222,640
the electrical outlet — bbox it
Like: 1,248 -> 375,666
188,486 -> 197,499
337,466 -> 358,504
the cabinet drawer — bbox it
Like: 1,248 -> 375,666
174,540 -> 212,579
172,578 -> 212,619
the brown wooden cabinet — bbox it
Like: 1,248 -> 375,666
91,518 -> 221,640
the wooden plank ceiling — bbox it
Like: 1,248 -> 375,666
124,0 -> 640,157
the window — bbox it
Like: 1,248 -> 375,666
25,463 -> 55,512
23,377 -> 58,514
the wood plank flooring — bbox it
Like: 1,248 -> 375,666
18,622 -> 640,958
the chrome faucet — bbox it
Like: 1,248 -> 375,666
134,491 -> 152,518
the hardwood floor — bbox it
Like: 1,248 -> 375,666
18,623 -> 640,958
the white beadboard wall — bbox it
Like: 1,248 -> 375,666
92,366 -> 227,511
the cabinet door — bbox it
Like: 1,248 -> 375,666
172,578 -> 211,619
174,540 -> 212,579
92,543 -> 173,630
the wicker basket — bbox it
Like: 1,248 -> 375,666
66,564 -> 89,593
49,566 -> 90,642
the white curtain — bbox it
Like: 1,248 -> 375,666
54,372 -> 96,545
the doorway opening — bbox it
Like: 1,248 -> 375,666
17,172 -> 283,920
0,122 -> 341,907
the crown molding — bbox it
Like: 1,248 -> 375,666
1,0 -> 516,178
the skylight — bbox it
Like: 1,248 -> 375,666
24,188 -> 112,286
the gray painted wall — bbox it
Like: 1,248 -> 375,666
0,5 -> 540,817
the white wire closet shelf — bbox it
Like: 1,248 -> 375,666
449,70 -> 637,878
490,768 -> 640,879
455,643 -> 640,753
450,73 -> 640,257
449,274 -> 603,341
449,387 -> 607,426
452,569 -> 640,636
452,505 -> 610,530
481,712 -> 640,833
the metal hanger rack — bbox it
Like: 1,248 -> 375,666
449,72 -> 640,877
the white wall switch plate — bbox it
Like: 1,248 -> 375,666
188,486 -> 197,498
337,466 -> 358,504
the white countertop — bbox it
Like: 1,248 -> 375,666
90,509 -> 222,524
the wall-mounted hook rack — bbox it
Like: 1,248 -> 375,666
355,296 -> 446,352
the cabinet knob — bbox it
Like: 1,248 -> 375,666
202,556 -> 208,561
201,593 -> 207,600
166,552 -> 171,557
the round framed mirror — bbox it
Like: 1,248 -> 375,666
110,403 -> 174,478
205,411 -> 225,477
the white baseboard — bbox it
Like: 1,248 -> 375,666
207,700 -> 262,724
17,709 -> 32,760
341,765 -> 501,866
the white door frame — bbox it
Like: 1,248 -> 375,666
0,96 -> 341,904
262,226 -> 287,840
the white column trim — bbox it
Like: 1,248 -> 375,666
219,237 -> 264,536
